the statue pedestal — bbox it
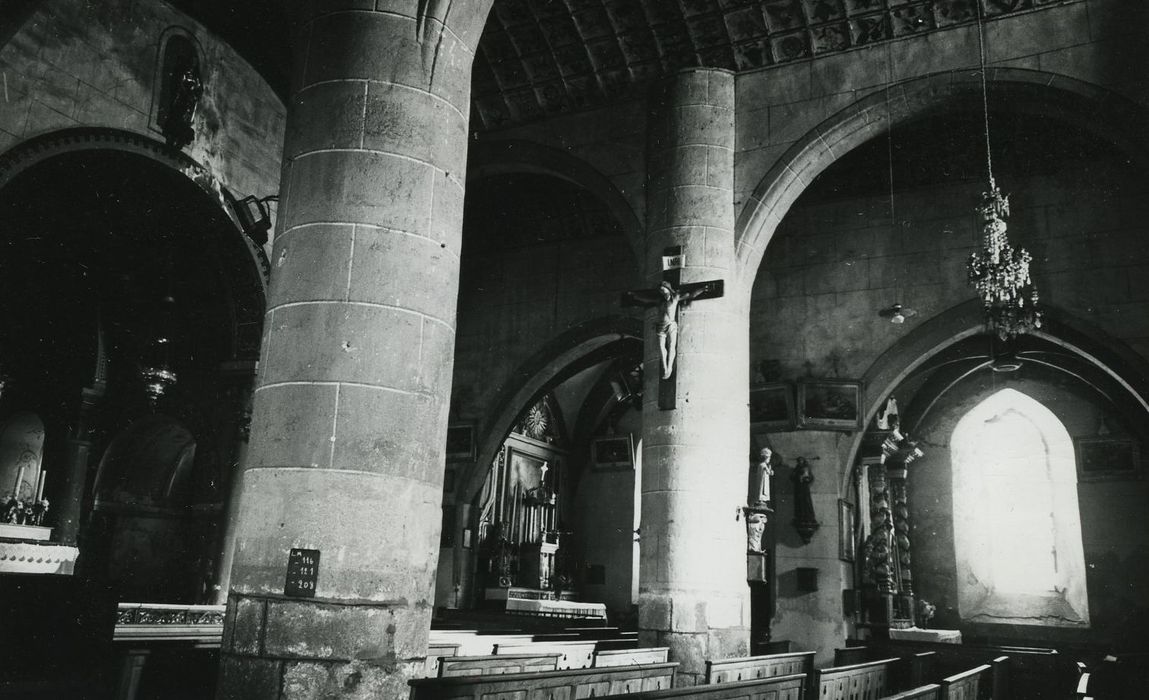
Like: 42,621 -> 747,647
0,539 -> 78,574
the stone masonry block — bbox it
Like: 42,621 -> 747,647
363,81 -> 468,175
670,104 -> 735,149
430,172 -> 468,249
282,659 -> 418,700
216,656 -> 282,700
347,225 -> 461,322
229,595 -> 267,656
331,385 -> 444,480
261,302 -> 422,389
707,626 -> 751,661
247,383 -> 338,469
287,80 -> 366,155
670,596 -> 707,633
263,599 -> 393,660
304,11 -> 426,89
638,594 -> 672,632
271,224 -> 354,305
284,150 -> 434,235
428,20 -> 476,111
664,631 -> 707,680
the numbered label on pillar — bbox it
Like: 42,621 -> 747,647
285,548 -> 320,598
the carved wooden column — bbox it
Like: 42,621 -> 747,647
866,462 -> 894,595
889,467 -> 912,597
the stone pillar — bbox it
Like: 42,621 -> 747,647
218,3 -> 491,698
211,361 -> 256,605
57,387 -> 101,545
638,68 -> 749,686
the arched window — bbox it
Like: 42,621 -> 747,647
951,388 -> 1089,626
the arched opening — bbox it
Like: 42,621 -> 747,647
951,388 -> 1089,626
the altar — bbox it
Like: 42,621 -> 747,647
889,627 -> 963,644
484,586 -> 606,620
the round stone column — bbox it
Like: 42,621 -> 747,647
638,68 -> 750,686
218,4 -> 491,698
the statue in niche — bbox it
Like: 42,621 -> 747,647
746,512 -> 767,553
791,457 -> 820,544
161,61 -> 203,149
752,447 -> 775,509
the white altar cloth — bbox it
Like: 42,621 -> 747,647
889,627 -> 962,644
505,597 -> 607,620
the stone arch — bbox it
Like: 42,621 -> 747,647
467,138 -> 644,266
0,127 -> 268,361
839,300 -> 1149,493
459,316 -> 644,505
736,68 -> 1149,299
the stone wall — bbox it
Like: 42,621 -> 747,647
0,0 -> 284,226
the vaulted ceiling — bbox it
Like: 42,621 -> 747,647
167,0 -> 1045,130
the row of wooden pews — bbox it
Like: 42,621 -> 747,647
412,629 -> 1014,700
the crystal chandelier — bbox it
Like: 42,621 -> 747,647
967,184 -> 1042,340
965,7 -> 1041,341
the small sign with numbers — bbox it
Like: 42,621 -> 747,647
285,548 -> 320,598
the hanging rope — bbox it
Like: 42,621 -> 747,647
975,1 -> 995,189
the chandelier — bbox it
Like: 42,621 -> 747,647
965,7 -> 1041,341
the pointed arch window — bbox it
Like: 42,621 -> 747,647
951,388 -> 1089,626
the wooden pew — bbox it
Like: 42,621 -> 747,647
990,655 -> 1009,700
596,637 -> 642,652
595,647 -> 671,667
835,646 -> 870,667
429,632 -> 535,656
938,664 -> 991,700
407,661 -> 679,699
494,640 -> 598,669
705,651 -> 816,684
814,657 -> 899,700
422,641 -> 460,677
881,684 -> 940,700
437,652 -> 562,677
865,639 -> 1071,700
612,672 -> 807,699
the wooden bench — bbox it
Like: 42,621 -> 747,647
865,640 -> 1066,700
437,652 -> 562,677
881,684 -> 940,700
613,672 -> 807,699
814,657 -> 899,700
407,661 -> 679,699
494,640 -> 598,669
422,641 -> 460,677
596,637 -> 642,652
939,664 -> 990,700
430,632 -> 535,656
595,647 -> 670,667
705,651 -> 816,684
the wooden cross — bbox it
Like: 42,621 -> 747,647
622,246 -> 725,410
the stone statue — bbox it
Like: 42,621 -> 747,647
752,447 -> 775,508
791,457 -> 820,543
162,64 -> 204,149
746,512 -> 767,553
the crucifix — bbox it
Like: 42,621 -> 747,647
622,245 -> 725,410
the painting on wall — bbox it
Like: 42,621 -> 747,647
749,382 -> 796,432
592,435 -> 633,470
1075,437 -> 1141,481
798,380 -> 863,431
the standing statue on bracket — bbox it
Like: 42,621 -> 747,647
752,447 -> 775,510
791,457 -> 820,544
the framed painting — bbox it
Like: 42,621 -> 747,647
798,380 -> 863,431
1075,437 -> 1141,481
838,499 -> 856,562
592,435 -> 633,470
445,424 -> 475,462
749,382 -> 796,432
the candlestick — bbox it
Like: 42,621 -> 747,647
13,465 -> 25,499
35,470 -> 46,501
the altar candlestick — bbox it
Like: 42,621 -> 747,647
13,465 -> 25,499
35,470 -> 46,501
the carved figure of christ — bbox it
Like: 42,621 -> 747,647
623,278 -> 724,381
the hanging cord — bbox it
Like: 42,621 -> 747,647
975,2 -> 995,189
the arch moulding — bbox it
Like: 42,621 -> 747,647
735,68 -> 1149,301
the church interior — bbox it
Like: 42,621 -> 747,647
1,1 -> 1147,698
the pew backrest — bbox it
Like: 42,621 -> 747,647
432,633 -> 534,656
881,684 -> 940,700
991,656 -> 1009,700
610,672 -> 806,699
596,637 -> 642,652
835,647 -> 869,667
939,664 -> 991,700
407,661 -> 679,700
814,657 -> 898,700
437,652 -> 561,677
422,642 -> 460,677
494,640 -> 597,669
706,651 -> 816,684
595,647 -> 671,667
